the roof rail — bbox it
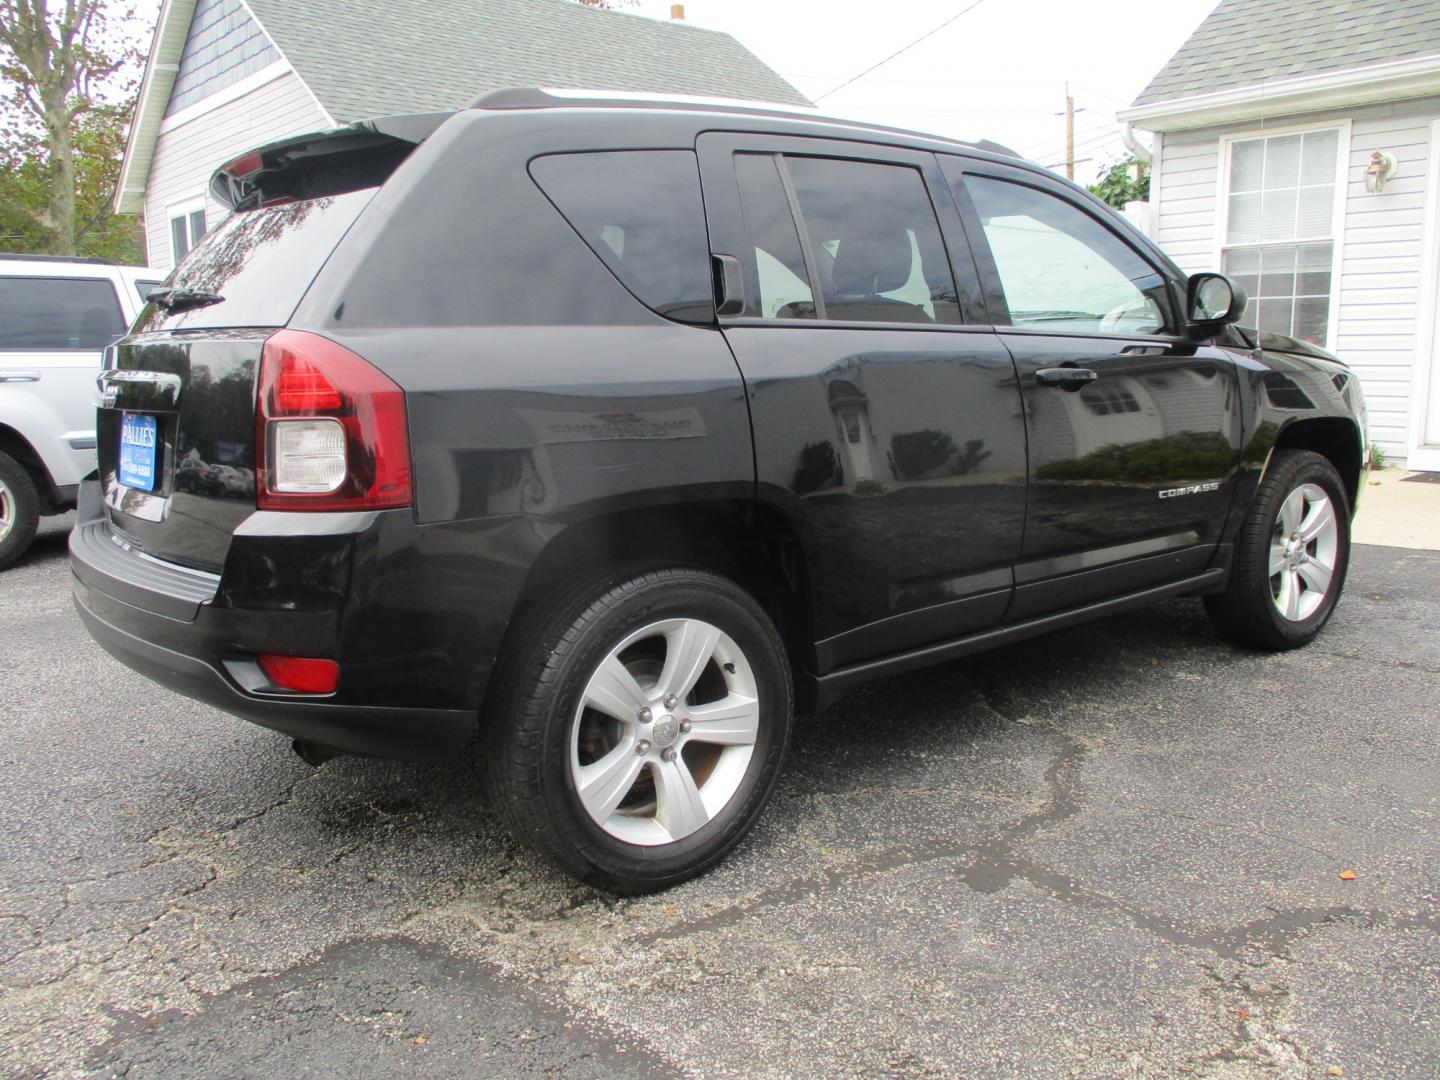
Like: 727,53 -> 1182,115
0,252 -> 116,265
469,87 -> 1024,160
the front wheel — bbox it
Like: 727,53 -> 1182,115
483,568 -> 792,893
1205,449 -> 1351,650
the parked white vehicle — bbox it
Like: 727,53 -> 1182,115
0,255 -> 160,568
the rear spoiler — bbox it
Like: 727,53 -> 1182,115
210,112 -> 453,212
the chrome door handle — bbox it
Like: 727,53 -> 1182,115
0,369 -> 40,383
1034,366 -> 1099,391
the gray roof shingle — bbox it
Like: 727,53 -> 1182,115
1133,0 -> 1440,106
243,0 -> 810,121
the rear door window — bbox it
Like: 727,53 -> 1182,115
529,150 -> 715,324
730,154 -> 961,325
0,277 -> 126,350
733,153 -> 816,319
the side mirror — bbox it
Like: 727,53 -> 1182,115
1186,272 -> 1247,329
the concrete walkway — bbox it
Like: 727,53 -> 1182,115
1354,467 -> 1440,550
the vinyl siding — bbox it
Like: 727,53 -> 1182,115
144,68 -> 328,274
165,0 -> 278,116
1150,94 -> 1440,465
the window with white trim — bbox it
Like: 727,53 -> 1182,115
1221,129 -> 1340,346
168,203 -> 209,265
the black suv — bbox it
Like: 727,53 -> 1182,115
72,90 -> 1367,892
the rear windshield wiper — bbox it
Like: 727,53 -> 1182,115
147,287 -> 224,313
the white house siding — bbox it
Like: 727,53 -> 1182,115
143,67 -> 328,273
1150,95 -> 1440,464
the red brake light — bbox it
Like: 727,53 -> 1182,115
257,654 -> 339,694
256,329 -> 412,511
223,150 -> 263,180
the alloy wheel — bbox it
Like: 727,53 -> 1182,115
1270,483 -> 1338,622
0,478 -> 13,545
569,617 -> 760,846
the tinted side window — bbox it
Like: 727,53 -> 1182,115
962,175 -> 1172,335
530,151 -> 714,324
734,153 -> 815,319
0,277 -> 125,350
784,157 -> 961,325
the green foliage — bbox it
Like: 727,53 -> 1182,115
0,0 -> 146,259
1036,431 -> 1234,483
1369,443 -> 1386,470
1088,157 -> 1149,210
0,101 -> 142,260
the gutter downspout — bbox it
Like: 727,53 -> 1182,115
1122,121 -> 1152,166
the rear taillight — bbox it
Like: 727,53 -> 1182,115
256,329 -> 411,511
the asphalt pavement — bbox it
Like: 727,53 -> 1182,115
2,514 -> 1437,1078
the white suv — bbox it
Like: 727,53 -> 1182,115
0,256 -> 159,568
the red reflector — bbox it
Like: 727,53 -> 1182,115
257,654 -> 339,694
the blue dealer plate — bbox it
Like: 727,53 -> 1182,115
118,413 -> 158,491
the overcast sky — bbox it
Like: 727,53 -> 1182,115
116,0 -> 1217,185
627,0 -> 1217,183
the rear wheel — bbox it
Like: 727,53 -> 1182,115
1205,449 -> 1350,650
0,452 -> 40,571
483,568 -> 792,893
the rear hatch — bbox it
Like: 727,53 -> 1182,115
97,117 -> 444,571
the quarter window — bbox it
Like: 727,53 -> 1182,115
734,153 -> 816,319
961,174 -> 1171,335
0,277 -> 125,350
1220,129 -> 1340,345
530,151 -> 715,324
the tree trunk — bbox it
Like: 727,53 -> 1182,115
47,114 -> 77,256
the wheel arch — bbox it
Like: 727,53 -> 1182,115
491,498 -> 819,710
1269,416 -> 1364,512
0,423 -> 59,510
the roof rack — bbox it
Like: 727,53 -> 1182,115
469,87 -> 1023,160
0,253 -> 116,265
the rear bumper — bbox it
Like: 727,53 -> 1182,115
68,482 -> 498,762
72,583 -> 475,760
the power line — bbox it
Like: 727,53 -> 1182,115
813,0 -> 990,103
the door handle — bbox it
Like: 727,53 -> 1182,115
712,253 -> 744,317
1034,366 -> 1098,391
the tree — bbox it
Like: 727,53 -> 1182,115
0,1 -> 143,257
1089,156 -> 1149,210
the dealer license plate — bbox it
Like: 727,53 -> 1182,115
118,413 -> 158,491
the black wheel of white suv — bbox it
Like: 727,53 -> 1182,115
482,568 -> 792,894
0,451 -> 40,571
1205,449 -> 1351,650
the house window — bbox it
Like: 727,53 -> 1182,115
1220,129 -> 1340,345
169,205 -> 209,264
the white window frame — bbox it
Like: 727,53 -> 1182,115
1211,118 -> 1351,349
166,197 -> 210,267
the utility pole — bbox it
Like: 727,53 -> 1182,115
1065,83 -> 1075,181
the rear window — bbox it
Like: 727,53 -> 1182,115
529,151 -> 714,324
135,188 -> 375,332
0,276 -> 126,350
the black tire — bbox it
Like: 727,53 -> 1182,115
0,451 -> 41,572
1205,449 -> 1351,650
482,567 -> 793,894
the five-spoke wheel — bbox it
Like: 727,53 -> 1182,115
483,568 -> 791,894
1206,448 -> 1351,650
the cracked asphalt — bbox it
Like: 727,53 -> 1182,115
3,515 -> 1438,1078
